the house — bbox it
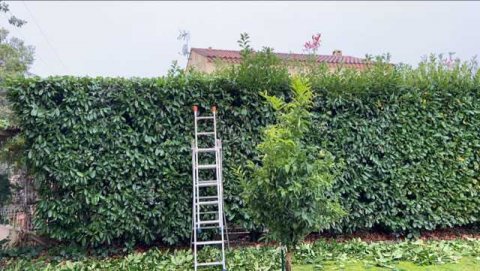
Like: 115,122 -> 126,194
186,47 -> 370,74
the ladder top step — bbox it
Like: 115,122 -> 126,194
197,261 -> 224,267
196,240 -> 224,245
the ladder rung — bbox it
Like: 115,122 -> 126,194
197,240 -> 223,249
197,200 -> 219,206
197,164 -> 217,169
196,240 -> 224,246
196,148 -> 216,153
197,116 -> 214,120
197,181 -> 218,187
197,261 -> 223,267
197,132 -> 215,136
199,196 -> 218,200
200,211 -> 218,215
199,220 -> 220,225
198,225 -> 221,230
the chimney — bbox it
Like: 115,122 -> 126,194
332,49 -> 342,56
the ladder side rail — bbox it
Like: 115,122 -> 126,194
191,141 -> 195,248
212,106 -> 217,143
219,140 -> 230,249
194,110 -> 201,235
193,107 -> 200,271
213,107 -> 227,269
216,140 -> 227,269
191,141 -> 198,271
195,156 -> 201,230
212,108 -> 221,225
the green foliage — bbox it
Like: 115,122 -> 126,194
0,1 -> 27,28
0,171 -> 10,205
5,72 -> 277,247
0,27 -> 34,127
237,32 -> 252,55
223,34 -> 290,95
309,55 -> 480,235
1,134 -> 26,168
0,1 -> 34,82
295,238 -> 480,268
4,51 -> 480,248
0,28 -> 34,79
242,77 -> 344,250
2,239 -> 480,270
1,245 -> 281,271
0,117 -> 9,129
0,1 -> 34,172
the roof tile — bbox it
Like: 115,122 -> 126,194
191,48 -> 367,65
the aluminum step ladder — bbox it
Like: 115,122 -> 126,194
191,105 -> 227,271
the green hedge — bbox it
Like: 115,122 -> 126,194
5,55 -> 480,247
309,59 -> 480,234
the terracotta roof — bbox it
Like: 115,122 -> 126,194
190,48 -> 367,66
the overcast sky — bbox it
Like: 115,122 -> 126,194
4,1 -> 480,77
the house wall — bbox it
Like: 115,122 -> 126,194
186,53 -> 368,74
186,51 -> 217,74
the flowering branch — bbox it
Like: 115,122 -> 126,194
303,33 -> 321,55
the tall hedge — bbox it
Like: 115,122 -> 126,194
309,59 -> 480,235
6,55 -> 480,247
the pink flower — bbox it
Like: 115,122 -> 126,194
303,33 -> 322,54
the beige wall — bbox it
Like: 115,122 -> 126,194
186,53 -> 368,74
186,51 -> 218,74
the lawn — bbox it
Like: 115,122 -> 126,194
296,257 -> 480,270
1,238 -> 479,270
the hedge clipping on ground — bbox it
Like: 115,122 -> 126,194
5,53 -> 480,247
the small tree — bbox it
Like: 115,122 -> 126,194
0,0 -> 34,138
241,77 -> 345,271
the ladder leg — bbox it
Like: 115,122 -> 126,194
192,110 -> 198,271
191,141 -> 195,249
219,141 -> 230,250
194,111 -> 201,234
215,139 -> 227,270
223,210 -> 230,250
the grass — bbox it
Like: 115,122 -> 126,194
1,238 -> 480,270
296,257 -> 480,270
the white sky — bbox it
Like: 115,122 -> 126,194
3,1 -> 480,77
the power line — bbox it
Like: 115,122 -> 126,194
2,11 -> 54,75
21,1 -> 69,73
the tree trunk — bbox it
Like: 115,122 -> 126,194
285,249 -> 293,271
